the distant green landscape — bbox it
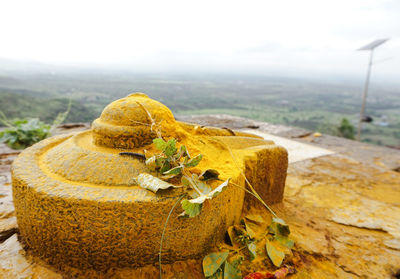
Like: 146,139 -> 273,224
0,71 -> 399,147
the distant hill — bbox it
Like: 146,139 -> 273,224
0,92 -> 97,125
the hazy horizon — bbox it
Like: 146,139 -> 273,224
1,0 -> 399,83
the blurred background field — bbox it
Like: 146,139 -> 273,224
1,65 -> 399,147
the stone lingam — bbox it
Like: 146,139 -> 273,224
11,93 -> 288,271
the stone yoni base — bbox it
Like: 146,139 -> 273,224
11,94 -> 288,270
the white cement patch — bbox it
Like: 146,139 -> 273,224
240,130 -> 334,163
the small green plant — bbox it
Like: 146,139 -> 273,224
337,118 -> 355,140
0,117 -> 51,149
137,137 -> 228,218
0,100 -> 71,149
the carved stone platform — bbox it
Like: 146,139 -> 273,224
11,93 -> 288,270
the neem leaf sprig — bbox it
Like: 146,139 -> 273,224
142,137 -> 229,217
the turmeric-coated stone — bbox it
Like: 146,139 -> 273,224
11,93 -> 288,270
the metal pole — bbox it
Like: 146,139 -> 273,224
357,49 -> 374,141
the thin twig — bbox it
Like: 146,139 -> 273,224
128,119 -> 152,126
136,101 -> 162,138
0,111 -> 28,139
191,180 -> 203,196
119,152 -> 146,160
0,111 -> 14,128
230,182 -> 278,219
159,194 -> 186,279
213,137 -> 279,219
182,169 -> 203,196
50,99 -> 72,134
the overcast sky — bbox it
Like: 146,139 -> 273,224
0,0 -> 399,79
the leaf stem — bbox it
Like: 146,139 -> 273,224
0,111 -> 14,128
230,182 -> 278,219
129,119 -> 152,126
190,179 -> 203,196
50,99 -> 72,134
0,111 -> 28,139
182,170 -> 203,196
213,137 -> 279,219
159,194 -> 186,279
232,244 -> 250,254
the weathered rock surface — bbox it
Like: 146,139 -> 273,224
0,117 -> 399,278
283,155 -> 400,278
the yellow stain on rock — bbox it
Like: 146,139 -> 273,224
11,93 -> 288,271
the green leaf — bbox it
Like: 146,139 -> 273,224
229,255 -> 243,269
145,156 -> 158,171
208,270 -> 223,279
247,242 -> 257,261
243,214 -> 268,239
159,160 -> 171,174
224,261 -> 242,279
181,175 -> 191,187
227,225 -> 248,249
0,117 -> 50,149
176,145 -> 190,160
185,154 -> 203,167
162,165 -> 183,175
146,156 -> 167,172
202,251 -> 229,277
155,157 -> 166,168
191,174 -> 212,195
275,235 -> 294,249
269,217 -> 290,237
12,119 -> 27,125
244,214 -> 266,224
136,173 -> 181,193
199,169 -> 220,181
266,240 -> 285,267
184,174 -> 212,199
164,139 -> 177,156
243,221 -> 258,240
180,145 -> 189,155
153,138 -> 167,151
187,179 -> 229,204
180,199 -> 202,217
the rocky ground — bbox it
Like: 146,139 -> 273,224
0,118 -> 399,278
